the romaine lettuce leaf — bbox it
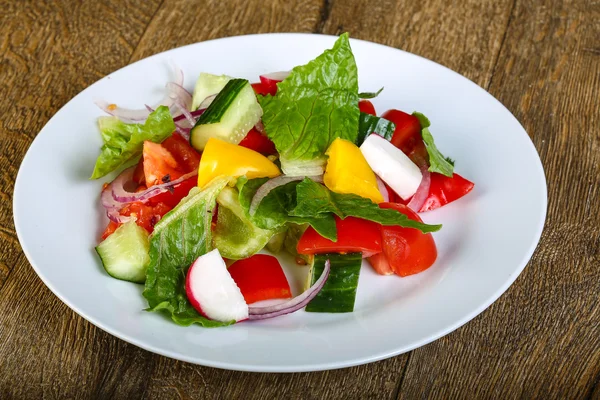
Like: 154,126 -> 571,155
143,178 -> 233,327
214,186 -> 282,260
413,112 -> 454,177
91,106 -> 175,179
258,33 -> 360,176
290,179 -> 442,233
237,177 -> 337,241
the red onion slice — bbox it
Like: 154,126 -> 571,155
407,166 -> 431,212
101,186 -> 131,224
111,169 -> 198,204
254,120 -> 265,134
249,175 -> 324,216
376,176 -> 390,202
173,102 -> 197,127
248,260 -> 330,320
95,63 -> 188,122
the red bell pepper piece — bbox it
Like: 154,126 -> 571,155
359,100 -> 377,116
420,173 -> 475,212
297,216 -> 383,258
228,254 -> 292,304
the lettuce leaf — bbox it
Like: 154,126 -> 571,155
237,177 -> 441,242
290,179 -> 442,233
413,112 -> 454,177
358,87 -> 383,99
258,33 -> 360,176
91,106 -> 175,179
143,178 -> 233,327
237,177 -> 337,241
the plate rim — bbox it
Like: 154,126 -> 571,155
13,32 -> 548,372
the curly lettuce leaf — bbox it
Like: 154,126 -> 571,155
91,106 -> 175,179
143,178 -> 233,327
412,112 -> 454,177
258,33 -> 360,176
291,179 -> 442,233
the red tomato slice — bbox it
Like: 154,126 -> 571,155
142,141 -> 184,187
161,134 -> 201,173
119,201 -> 172,234
297,217 -> 383,258
420,173 -> 475,212
359,100 -> 377,115
132,158 -> 146,186
378,202 -> 437,277
251,82 -> 270,96
146,176 -> 198,208
101,221 -> 120,240
228,254 -> 292,304
367,252 -> 394,275
238,128 -> 276,155
381,109 -> 428,166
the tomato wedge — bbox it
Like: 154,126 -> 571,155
228,254 -> 292,304
101,221 -> 120,240
375,203 -> 437,277
359,100 -> 376,116
420,173 -> 475,212
238,128 -> 276,155
297,217 -> 382,258
146,176 -> 198,208
142,141 -> 184,187
161,134 -> 201,172
381,109 -> 428,165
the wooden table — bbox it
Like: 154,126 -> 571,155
1,0 -> 598,398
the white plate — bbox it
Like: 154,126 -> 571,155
13,33 -> 547,372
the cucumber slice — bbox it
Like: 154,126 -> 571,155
192,73 -> 232,110
214,186 -> 279,259
305,253 -> 362,313
190,79 -> 262,151
265,230 -> 286,253
95,220 -> 150,283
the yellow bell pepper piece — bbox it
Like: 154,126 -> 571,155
324,138 -> 384,203
198,137 -> 281,188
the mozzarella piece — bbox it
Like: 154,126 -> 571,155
359,135 -> 423,200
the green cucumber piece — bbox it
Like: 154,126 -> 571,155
266,230 -> 286,253
305,253 -> 362,313
190,79 -> 262,151
214,186 -> 279,259
356,112 -> 396,146
95,220 -> 150,283
192,73 -> 232,110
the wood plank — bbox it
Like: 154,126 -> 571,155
320,0 -> 515,88
396,0 -> 600,397
0,1 -> 162,398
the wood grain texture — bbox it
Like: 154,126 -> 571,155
0,0 -> 598,398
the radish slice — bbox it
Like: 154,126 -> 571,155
260,71 -> 290,82
185,249 -> 248,322
407,166 -> 431,212
376,176 -> 390,202
249,175 -> 324,216
248,260 -> 330,320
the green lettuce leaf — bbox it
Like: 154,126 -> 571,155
214,186 -> 282,260
290,179 -> 442,234
237,177 -> 337,241
358,87 -> 383,99
258,33 -> 360,176
356,112 -> 396,146
91,106 -> 175,179
413,112 -> 454,177
143,178 -> 233,327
